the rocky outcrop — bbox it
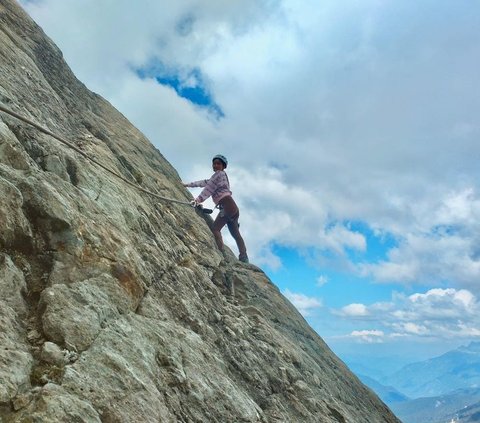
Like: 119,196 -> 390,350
0,1 -> 400,421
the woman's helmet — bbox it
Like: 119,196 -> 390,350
212,154 -> 228,168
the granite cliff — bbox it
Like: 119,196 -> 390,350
0,1 -> 400,422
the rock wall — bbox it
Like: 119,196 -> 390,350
0,1 -> 400,422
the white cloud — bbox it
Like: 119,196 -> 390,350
334,288 -> 480,341
318,224 -> 366,255
455,324 -> 480,337
106,76 -> 220,172
436,188 -> 480,225
409,288 -> 476,310
391,322 -> 429,336
316,275 -> 328,287
348,330 -> 384,344
359,189 -> 480,288
283,289 -> 322,317
340,303 -> 369,317
400,288 -> 478,321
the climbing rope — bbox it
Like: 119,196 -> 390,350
0,103 -> 191,206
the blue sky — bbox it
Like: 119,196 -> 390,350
136,65 -> 224,118
22,0 -> 480,374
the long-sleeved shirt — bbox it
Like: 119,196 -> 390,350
185,170 -> 232,205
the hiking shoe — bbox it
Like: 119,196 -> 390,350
239,255 -> 249,264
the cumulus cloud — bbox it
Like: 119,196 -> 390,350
283,289 -> 322,317
318,224 -> 366,255
348,330 -> 385,344
391,322 -> 429,336
357,187 -> 480,288
339,303 -> 369,318
335,288 -> 480,342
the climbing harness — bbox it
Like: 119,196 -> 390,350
0,103 -> 206,211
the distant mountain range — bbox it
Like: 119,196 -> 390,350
352,342 -> 480,423
390,388 -> 480,423
344,354 -> 414,381
357,374 -> 410,405
382,342 -> 480,398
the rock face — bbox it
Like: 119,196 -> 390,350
0,1 -> 400,422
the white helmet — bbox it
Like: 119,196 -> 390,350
212,154 -> 228,168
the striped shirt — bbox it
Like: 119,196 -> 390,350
185,170 -> 232,205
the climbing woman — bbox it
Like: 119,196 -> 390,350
183,154 -> 249,263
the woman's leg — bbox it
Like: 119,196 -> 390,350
212,214 -> 227,252
220,196 -> 248,260
216,196 -> 249,261
227,218 -> 247,259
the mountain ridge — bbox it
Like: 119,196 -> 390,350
382,342 -> 480,398
356,342 -> 480,423
390,388 -> 480,423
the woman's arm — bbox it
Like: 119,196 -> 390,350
183,179 -> 208,188
195,172 -> 222,203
